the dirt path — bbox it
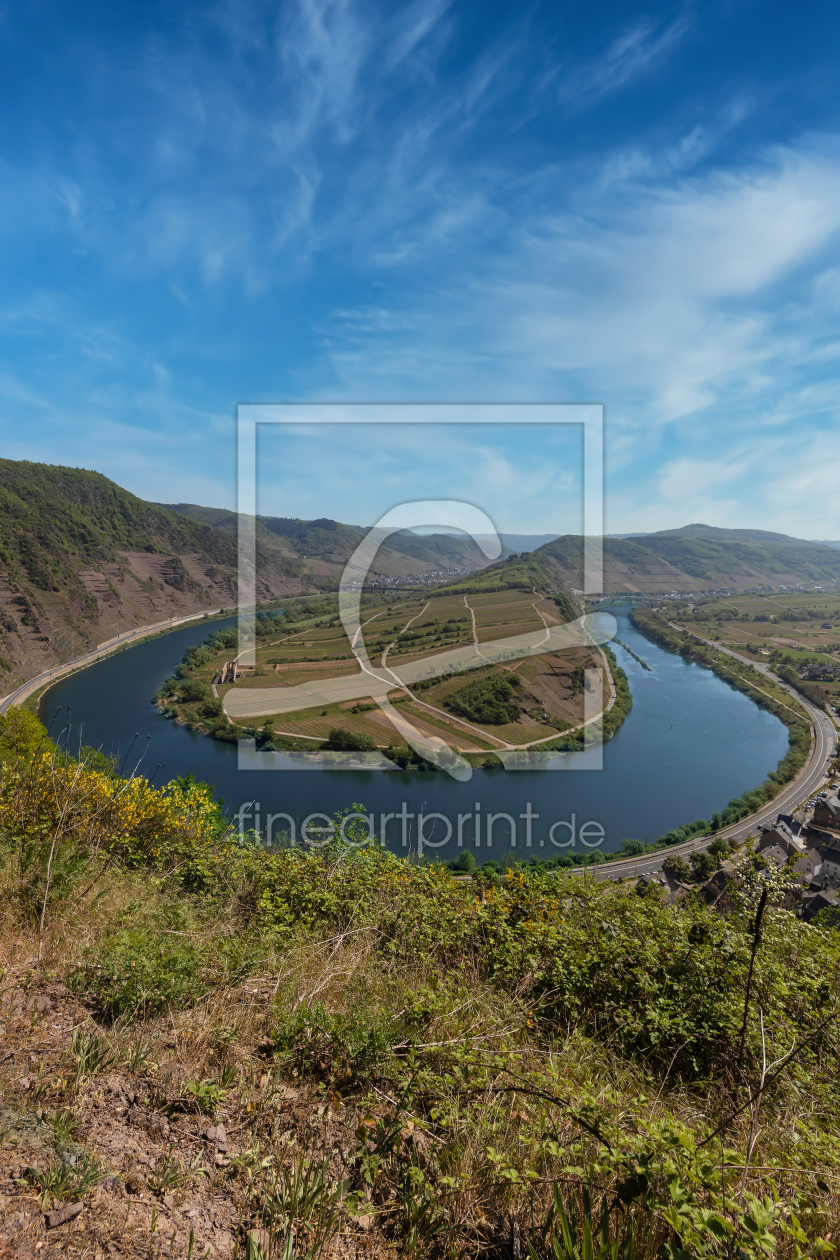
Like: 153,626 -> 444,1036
380,602 -> 430,668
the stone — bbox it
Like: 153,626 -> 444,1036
205,1123 -> 228,1151
45,1202 -> 84,1229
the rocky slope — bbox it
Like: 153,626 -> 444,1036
0,462 -> 307,686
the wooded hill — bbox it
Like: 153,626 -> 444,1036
161,503 -> 493,577
0,462 -> 305,683
539,524 -> 840,593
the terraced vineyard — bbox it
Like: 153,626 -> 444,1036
156,575 -> 615,757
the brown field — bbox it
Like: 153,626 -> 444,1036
475,619 -> 546,644
665,592 -> 840,663
466,590 -> 535,607
164,586 -> 603,751
472,600 -> 540,621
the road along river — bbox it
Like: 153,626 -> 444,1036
589,626 -> 838,879
24,607 -> 820,866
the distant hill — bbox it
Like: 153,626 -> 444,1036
3,459 -> 837,685
632,524 -> 840,585
645,524 -> 796,543
160,505 -> 492,579
538,525 -> 840,594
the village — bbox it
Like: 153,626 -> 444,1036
645,787 -> 840,924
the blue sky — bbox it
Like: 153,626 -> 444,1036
255,416 -> 585,534
2,0 -> 840,535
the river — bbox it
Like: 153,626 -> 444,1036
39,609 -> 789,861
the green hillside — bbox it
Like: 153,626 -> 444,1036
637,524 -> 840,582
1,462 -> 237,591
0,463 -> 295,681
540,534 -> 678,576
154,503 -> 314,563
160,505 -> 491,574
537,526 -> 840,591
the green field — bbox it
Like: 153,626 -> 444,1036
154,578 -> 612,754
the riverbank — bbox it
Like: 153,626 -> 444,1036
1,606 -> 238,721
152,621 -> 634,770
612,605 -> 817,854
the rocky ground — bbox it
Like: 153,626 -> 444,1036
0,971 -> 396,1259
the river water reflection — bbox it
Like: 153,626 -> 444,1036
40,609 -> 788,860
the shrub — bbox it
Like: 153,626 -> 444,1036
72,931 -> 209,1020
0,707 -> 52,764
323,728 -> 375,751
0,754 -> 230,952
270,997 -> 408,1083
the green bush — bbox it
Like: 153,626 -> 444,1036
323,728 -> 375,751
270,996 -> 408,1083
618,838 -> 645,856
71,931 -> 209,1020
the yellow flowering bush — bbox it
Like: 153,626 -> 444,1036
0,753 -> 229,872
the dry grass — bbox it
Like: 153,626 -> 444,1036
2,817 -> 840,1258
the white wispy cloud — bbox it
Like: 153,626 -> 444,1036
548,13 -> 691,107
2,0 -> 840,540
309,131 -> 840,532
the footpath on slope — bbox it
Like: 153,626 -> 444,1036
0,606 -> 226,716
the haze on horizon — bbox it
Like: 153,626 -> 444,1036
1,0 -> 840,536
